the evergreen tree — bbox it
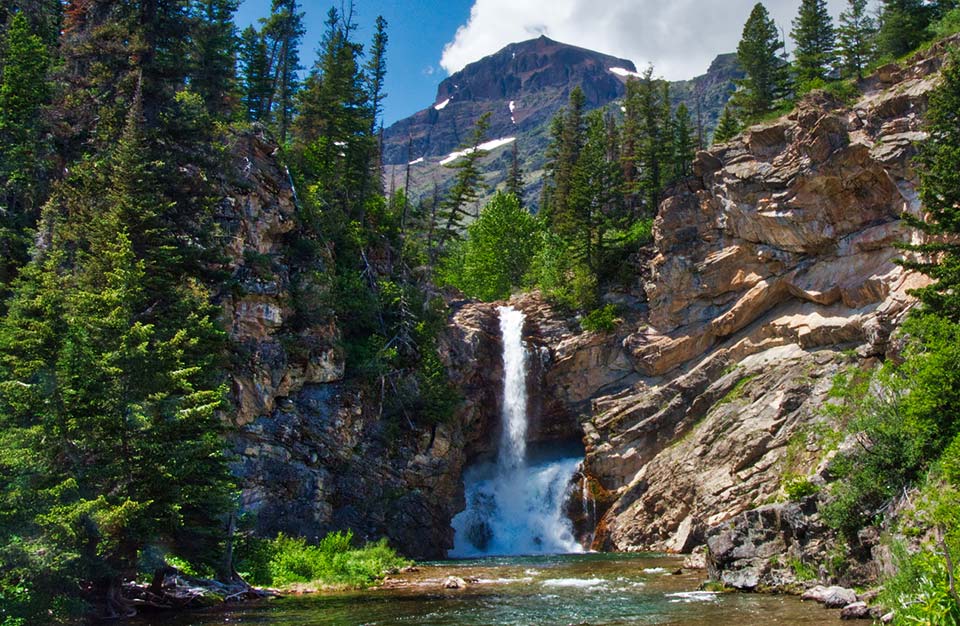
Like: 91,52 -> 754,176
877,0 -> 931,59
837,0 -> 877,80
191,0 -> 240,118
0,88 -> 233,620
791,0 -> 837,84
623,67 -> 672,216
0,12 -> 50,289
294,6 -> 374,226
505,140 -> 524,204
569,109 -> 624,272
543,86 -> 587,229
731,3 -> 790,119
712,105 -> 742,144
672,103 -> 695,180
364,15 -> 388,135
261,0 -> 304,143
239,25 -> 272,122
434,112 -> 491,257
902,48 -> 960,320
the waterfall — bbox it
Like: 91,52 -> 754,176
450,306 -> 584,557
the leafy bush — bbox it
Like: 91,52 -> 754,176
880,545 -> 960,625
238,530 -> 410,589
822,315 -> 960,537
783,475 -> 819,501
581,304 -> 620,333
437,192 -> 540,302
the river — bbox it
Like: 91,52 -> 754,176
129,553 -> 843,625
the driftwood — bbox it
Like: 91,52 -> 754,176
116,568 -> 276,618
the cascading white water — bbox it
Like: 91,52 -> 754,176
450,306 -> 584,557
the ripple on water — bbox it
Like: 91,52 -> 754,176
541,577 -> 606,588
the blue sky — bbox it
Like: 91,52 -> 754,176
236,0 -> 857,128
235,0 -> 474,127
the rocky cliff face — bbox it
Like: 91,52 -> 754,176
211,130 -> 474,559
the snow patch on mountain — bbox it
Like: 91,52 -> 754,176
439,137 -> 516,166
609,67 -> 643,79
435,98 -> 451,111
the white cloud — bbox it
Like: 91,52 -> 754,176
440,0 -> 856,81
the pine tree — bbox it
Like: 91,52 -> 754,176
712,105 -> 742,144
191,0 -> 240,118
0,12 -> 51,289
261,0 -> 304,143
364,15 -> 388,135
569,109 -> 624,272
293,6 -> 374,226
901,48 -> 960,320
434,112 -> 491,257
542,87 -> 587,230
732,3 -> 790,119
505,140 -> 525,204
791,0 -> 837,85
239,26 -> 272,122
0,88 -> 233,618
837,0 -> 877,80
672,103 -> 695,180
877,0 -> 931,59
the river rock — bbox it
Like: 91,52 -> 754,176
443,576 -> 467,589
802,585 -> 858,608
840,601 -> 872,619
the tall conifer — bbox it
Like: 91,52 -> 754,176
791,0 -> 837,84
837,0 -> 877,80
732,3 -> 790,119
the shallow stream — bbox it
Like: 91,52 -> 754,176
129,553 -> 843,625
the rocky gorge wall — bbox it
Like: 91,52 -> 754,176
211,36 -> 953,570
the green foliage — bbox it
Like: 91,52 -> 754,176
437,192 -> 540,301
791,0 -> 837,84
0,12 -> 51,289
732,3 -> 792,120
902,47 -> 960,321
0,87 -> 234,621
240,531 -> 409,589
877,0 -> 933,59
880,544 -> 960,625
581,304 -> 620,333
783,475 -> 820,500
837,0 -> 877,80
823,316 -> 960,536
433,112 -> 492,258
712,105 -> 742,144
788,557 -> 818,581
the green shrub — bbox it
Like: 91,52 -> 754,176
238,530 -> 410,589
783,475 -> 819,501
581,304 -> 620,333
787,557 -> 817,582
823,315 -> 960,538
880,545 -> 960,625
823,80 -> 862,105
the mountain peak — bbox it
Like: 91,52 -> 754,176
434,36 -> 637,104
